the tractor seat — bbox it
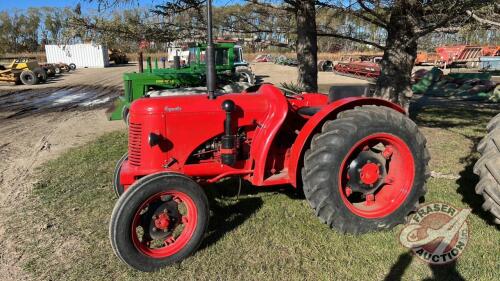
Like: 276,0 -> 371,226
328,84 -> 375,102
297,84 -> 376,117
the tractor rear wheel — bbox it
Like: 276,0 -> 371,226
473,113 -> 500,224
20,70 -> 38,85
109,173 -> 209,271
113,153 -> 128,197
302,105 -> 430,233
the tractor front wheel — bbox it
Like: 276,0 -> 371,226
109,173 -> 209,271
302,105 -> 430,233
113,153 -> 128,197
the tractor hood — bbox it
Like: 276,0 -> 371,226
129,84 -> 286,116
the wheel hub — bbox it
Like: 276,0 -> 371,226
347,150 -> 387,194
142,199 -> 181,240
360,163 -> 380,185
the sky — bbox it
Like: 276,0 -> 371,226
0,0 -> 240,12
0,0 -> 159,11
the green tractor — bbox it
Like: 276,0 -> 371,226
108,42 -> 255,121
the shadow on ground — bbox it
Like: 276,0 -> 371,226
384,252 -> 466,281
411,96 -> 499,226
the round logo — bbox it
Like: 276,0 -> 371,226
399,202 -> 470,264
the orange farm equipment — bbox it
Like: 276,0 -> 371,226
435,45 -> 499,68
415,52 -> 440,66
333,61 -> 381,81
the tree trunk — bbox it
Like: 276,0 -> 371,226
374,6 -> 418,111
296,0 -> 318,92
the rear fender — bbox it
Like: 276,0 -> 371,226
287,97 -> 405,187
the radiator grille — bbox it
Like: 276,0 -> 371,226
128,122 -> 142,166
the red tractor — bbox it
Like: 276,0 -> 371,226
109,84 -> 430,271
108,0 -> 430,272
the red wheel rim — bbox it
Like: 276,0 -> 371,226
338,133 -> 415,218
131,190 -> 198,258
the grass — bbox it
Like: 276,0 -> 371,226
5,100 -> 500,280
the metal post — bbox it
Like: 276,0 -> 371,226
138,52 -> 144,73
206,0 -> 216,100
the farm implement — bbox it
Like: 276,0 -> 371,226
436,45 -> 499,68
108,0 -> 430,272
0,58 -> 48,85
333,61 -> 381,81
108,41 -> 255,122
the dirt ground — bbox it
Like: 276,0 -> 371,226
0,62 -> 371,280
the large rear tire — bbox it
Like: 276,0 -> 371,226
109,173 -> 209,271
473,113 -> 500,225
20,70 -> 38,85
302,105 -> 430,233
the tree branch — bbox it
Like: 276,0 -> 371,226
317,32 -> 384,50
466,10 -> 500,27
357,0 -> 388,25
316,1 -> 387,28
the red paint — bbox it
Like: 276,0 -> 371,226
131,190 -> 198,258
360,163 -> 380,185
334,61 -> 381,80
435,45 -> 499,64
338,133 -> 415,218
154,213 -> 170,230
287,98 -> 405,187
119,84 -> 406,192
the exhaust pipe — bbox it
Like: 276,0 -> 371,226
206,0 -> 216,100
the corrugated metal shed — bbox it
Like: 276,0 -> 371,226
45,44 -> 110,68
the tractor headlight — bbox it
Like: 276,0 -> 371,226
148,133 -> 161,147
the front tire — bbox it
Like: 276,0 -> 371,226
109,173 -> 209,271
302,105 -> 430,233
113,153 -> 128,197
